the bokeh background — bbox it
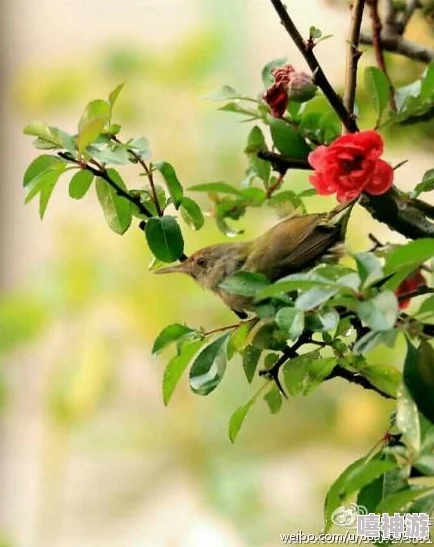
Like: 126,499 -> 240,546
1,1 -> 434,546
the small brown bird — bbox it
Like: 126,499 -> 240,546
156,200 -> 354,315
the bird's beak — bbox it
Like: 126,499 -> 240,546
154,263 -> 188,275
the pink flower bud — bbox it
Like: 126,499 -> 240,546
287,72 -> 317,102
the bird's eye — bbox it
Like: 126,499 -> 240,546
197,257 -> 207,267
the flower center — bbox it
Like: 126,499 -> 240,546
342,154 -> 364,173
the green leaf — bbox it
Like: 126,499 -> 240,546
268,117 -> 311,160
245,126 -> 270,183
276,307 -> 304,340
108,83 -> 125,114
353,330 -> 383,355
188,182 -> 243,197
180,197 -> 204,231
162,339 -> 205,405
411,168 -> 434,198
360,364 -> 401,398
364,66 -> 390,124
324,456 -> 397,531
189,333 -> 229,396
354,252 -> 384,286
152,323 -> 197,355
90,144 -> 130,165
23,155 -> 66,215
77,117 -> 106,152
216,216 -> 244,238
420,62 -> 434,102
219,272 -> 270,298
309,26 -> 322,39
23,122 -> 67,149
376,486 -> 432,514
403,340 -> 434,423
229,395 -> 257,443
261,57 -> 287,88
384,239 -> 434,274
154,161 -> 183,209
283,352 -> 335,396
295,287 -> 338,311
95,170 -> 132,234
145,216 -> 184,262
264,384 -> 282,414
23,155 -> 63,189
357,291 -> 399,332
416,294 -> 434,317
397,382 -> 421,454
78,99 -> 110,132
206,85 -> 239,101
242,345 -> 261,383
69,170 -> 94,199
228,322 -> 252,356
39,172 -> 61,219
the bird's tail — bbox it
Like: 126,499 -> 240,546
324,197 -> 358,238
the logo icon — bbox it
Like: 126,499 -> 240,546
331,504 -> 368,528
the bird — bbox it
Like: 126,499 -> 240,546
155,200 -> 355,316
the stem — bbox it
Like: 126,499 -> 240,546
266,173 -> 284,199
203,319 -> 255,337
258,150 -> 311,174
58,152 -> 152,218
325,365 -> 395,399
399,0 -> 420,34
367,0 -> 397,112
343,0 -> 365,120
360,32 -> 434,64
112,135 -> 163,217
397,286 -> 434,303
268,0 -> 358,133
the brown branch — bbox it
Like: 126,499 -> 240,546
58,151 -> 153,218
343,0 -> 366,118
257,150 -> 311,174
367,0 -> 397,111
325,365 -> 395,398
268,0 -> 358,133
266,173 -> 284,198
397,286 -> 434,303
398,0 -> 421,34
360,32 -> 434,64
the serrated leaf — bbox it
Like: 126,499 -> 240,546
219,272 -> 270,298
23,122 -> 65,149
242,345 -> 261,383
108,83 -> 125,114
152,323 -> 197,355
154,161 -> 183,208
188,182 -> 243,196
180,197 -> 204,231
384,239 -> 434,274
324,457 -> 397,531
360,364 -> 401,398
95,170 -> 132,234
412,168 -> 434,198
78,99 -> 110,132
283,352 -> 335,396
77,117 -> 106,153
145,216 -> 184,262
357,291 -> 399,331
364,66 -> 390,124
295,287 -> 338,311
354,252 -> 384,286
189,334 -> 229,396
276,307 -> 304,340
264,384 -> 282,414
162,339 -> 205,405
376,486 -> 431,514
69,170 -> 94,199
269,117 -> 311,160
23,155 -> 66,210
403,340 -> 434,423
397,382 -> 421,455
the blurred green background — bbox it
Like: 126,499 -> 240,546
1,1 -> 434,546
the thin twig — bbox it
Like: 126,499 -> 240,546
325,365 -> 395,399
112,135 -> 163,217
399,0 -> 421,34
268,0 -> 358,133
58,152 -> 152,218
343,0 -> 366,119
360,32 -> 434,64
266,173 -> 284,199
203,319 -> 255,337
367,0 -> 397,111
397,286 -> 434,303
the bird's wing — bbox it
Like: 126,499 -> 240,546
244,214 -> 327,280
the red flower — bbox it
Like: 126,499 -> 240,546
395,270 -> 426,309
308,131 -> 394,203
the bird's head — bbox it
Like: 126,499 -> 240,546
155,242 -> 249,291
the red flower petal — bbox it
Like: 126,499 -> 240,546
364,159 -> 394,195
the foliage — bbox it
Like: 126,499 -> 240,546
22,25 -> 434,532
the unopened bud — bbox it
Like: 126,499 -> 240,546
287,72 -> 317,102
